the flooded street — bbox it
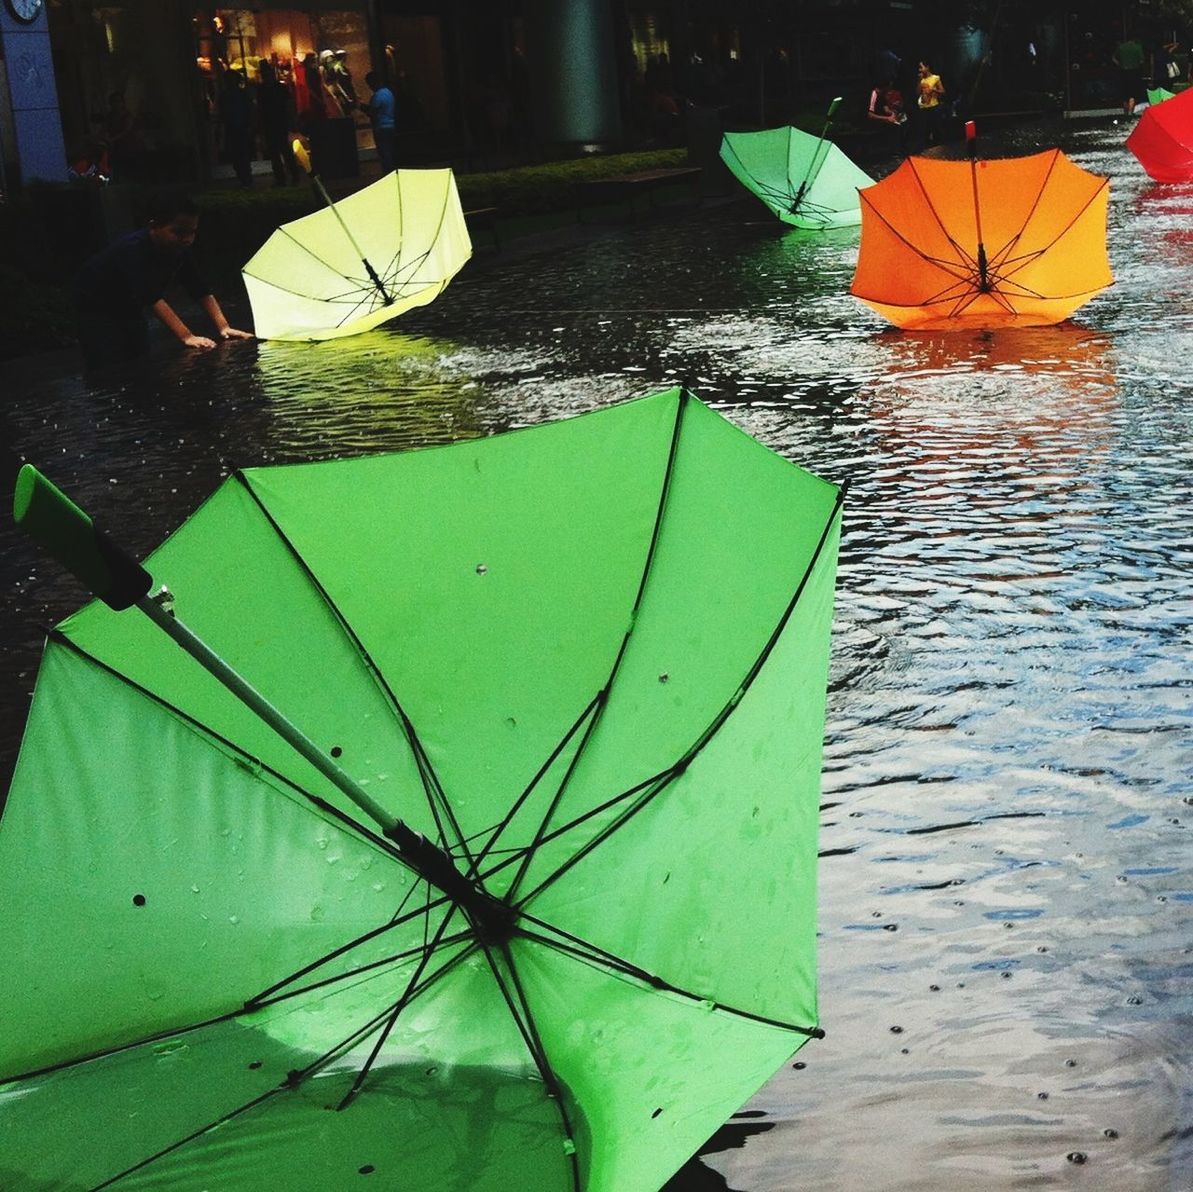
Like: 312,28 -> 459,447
2,117 -> 1191,1190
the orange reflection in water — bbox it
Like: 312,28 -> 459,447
855,323 -> 1121,499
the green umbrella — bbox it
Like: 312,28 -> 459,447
1147,86 -> 1177,105
720,105 -> 874,229
2,388 -> 843,1191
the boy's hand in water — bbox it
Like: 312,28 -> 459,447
218,327 -> 254,341
182,334 -> 218,350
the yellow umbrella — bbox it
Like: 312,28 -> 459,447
243,144 -> 472,341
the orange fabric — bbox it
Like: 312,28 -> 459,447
850,150 -> 1113,330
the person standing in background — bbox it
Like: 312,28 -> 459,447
257,60 -> 299,187
221,66 -> 255,187
1152,37 -> 1180,88
363,71 -> 397,174
916,60 -> 946,147
103,92 -> 145,181
1113,33 -> 1146,117
302,53 -> 328,127
867,75 -> 907,153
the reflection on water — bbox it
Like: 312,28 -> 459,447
1,119 -> 1191,1191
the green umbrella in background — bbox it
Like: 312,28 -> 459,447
720,103 -> 874,229
1147,86 -> 1177,105
1,388 -> 842,1191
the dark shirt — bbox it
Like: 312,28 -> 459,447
258,79 -> 294,135
73,229 -> 209,317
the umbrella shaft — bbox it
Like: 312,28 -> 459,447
135,595 -> 474,904
311,175 -> 393,305
969,159 -> 985,256
792,121 -> 831,209
363,259 -> 394,305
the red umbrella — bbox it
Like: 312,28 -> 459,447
1128,86 -> 1193,182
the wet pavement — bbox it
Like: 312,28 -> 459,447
2,116 -> 1191,1190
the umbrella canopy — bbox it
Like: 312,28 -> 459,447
850,149 -> 1112,330
243,169 -> 472,341
1128,86 -> 1193,181
0,388 -> 843,1192
720,125 -> 873,229
1146,86 -> 1177,106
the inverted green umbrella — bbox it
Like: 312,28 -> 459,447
242,146 -> 471,342
1,389 -> 842,1191
720,103 -> 874,229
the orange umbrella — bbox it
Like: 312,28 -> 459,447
851,125 -> 1112,330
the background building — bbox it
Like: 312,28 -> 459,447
0,0 -> 1186,191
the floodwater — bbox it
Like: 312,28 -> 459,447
2,118 -> 1191,1190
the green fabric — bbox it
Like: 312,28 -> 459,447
1115,38 -> 1145,71
720,125 -> 873,229
1148,86 -> 1177,105
1,389 -> 842,1190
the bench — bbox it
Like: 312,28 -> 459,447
576,166 -> 703,221
464,206 -> 501,251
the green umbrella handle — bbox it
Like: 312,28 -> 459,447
826,96 -> 842,120
13,465 -> 152,611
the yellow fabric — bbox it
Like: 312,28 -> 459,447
243,169 -> 472,341
850,150 -> 1113,330
918,74 -> 943,109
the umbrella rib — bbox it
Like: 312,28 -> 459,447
721,136 -> 797,205
904,157 -> 982,271
247,928 -> 480,1014
336,907 -> 460,1108
513,482 -> 847,908
380,244 -> 438,294
89,937 -> 474,1190
502,387 -> 690,903
365,245 -> 434,310
242,892 -> 461,1010
518,918 -> 824,1038
468,690 -> 603,874
482,766 -> 668,881
35,640 -> 486,1029
90,1085 -> 288,1189
791,125 -> 830,211
325,246 -> 433,329
913,272 -> 988,308
945,288 -> 990,319
857,191 -> 976,285
421,175 -> 456,280
241,270 -> 374,306
478,943 -> 583,1192
44,631 -> 403,860
0,1006 -> 244,1087
995,179 -> 1110,285
275,224 -> 357,284
7,922 -> 474,1085
235,474 -> 474,869
983,148 -> 1061,274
